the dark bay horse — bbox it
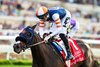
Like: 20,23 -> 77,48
13,25 -> 99,67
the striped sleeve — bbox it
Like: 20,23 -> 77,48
51,13 -> 62,36
55,18 -> 62,28
39,21 -> 45,28
52,13 -> 62,28
39,21 -> 45,38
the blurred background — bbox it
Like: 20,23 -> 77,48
0,0 -> 100,67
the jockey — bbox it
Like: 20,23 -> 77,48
36,6 -> 74,60
67,19 -> 79,38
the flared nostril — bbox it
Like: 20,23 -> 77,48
13,43 -> 22,54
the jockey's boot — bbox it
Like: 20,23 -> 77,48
66,48 -> 74,60
59,33 -> 74,60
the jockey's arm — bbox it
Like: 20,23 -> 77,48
39,21 -> 45,38
49,13 -> 62,36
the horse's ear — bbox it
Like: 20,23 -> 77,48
32,23 -> 39,29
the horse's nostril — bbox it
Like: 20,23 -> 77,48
16,45 -> 20,48
13,43 -> 22,54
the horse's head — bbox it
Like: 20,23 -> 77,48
13,26 -> 35,54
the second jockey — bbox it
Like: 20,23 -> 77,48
36,6 -> 74,60
66,19 -> 79,38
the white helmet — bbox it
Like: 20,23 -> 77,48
36,6 -> 48,19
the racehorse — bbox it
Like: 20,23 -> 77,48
13,24 -> 99,67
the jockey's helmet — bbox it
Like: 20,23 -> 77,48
70,19 -> 76,28
36,6 -> 49,20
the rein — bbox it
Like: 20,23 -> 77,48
28,40 -> 46,48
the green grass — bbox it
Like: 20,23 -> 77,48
0,65 -> 31,67
0,59 -> 32,67
0,59 -> 32,65
0,59 -> 99,67
99,61 -> 100,64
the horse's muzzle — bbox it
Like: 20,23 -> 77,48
13,43 -> 22,54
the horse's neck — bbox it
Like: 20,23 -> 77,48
30,33 -> 46,67
30,32 -> 65,67
30,32 -> 44,58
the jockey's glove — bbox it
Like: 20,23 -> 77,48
44,34 -> 53,42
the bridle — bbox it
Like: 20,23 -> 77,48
15,26 -> 47,51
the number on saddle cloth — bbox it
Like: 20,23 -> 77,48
51,42 -> 66,60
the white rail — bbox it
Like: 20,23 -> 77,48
0,35 -> 100,60
0,36 -> 16,60
74,34 -> 100,38
81,39 -> 100,44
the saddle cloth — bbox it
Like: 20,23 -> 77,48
54,38 -> 86,67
